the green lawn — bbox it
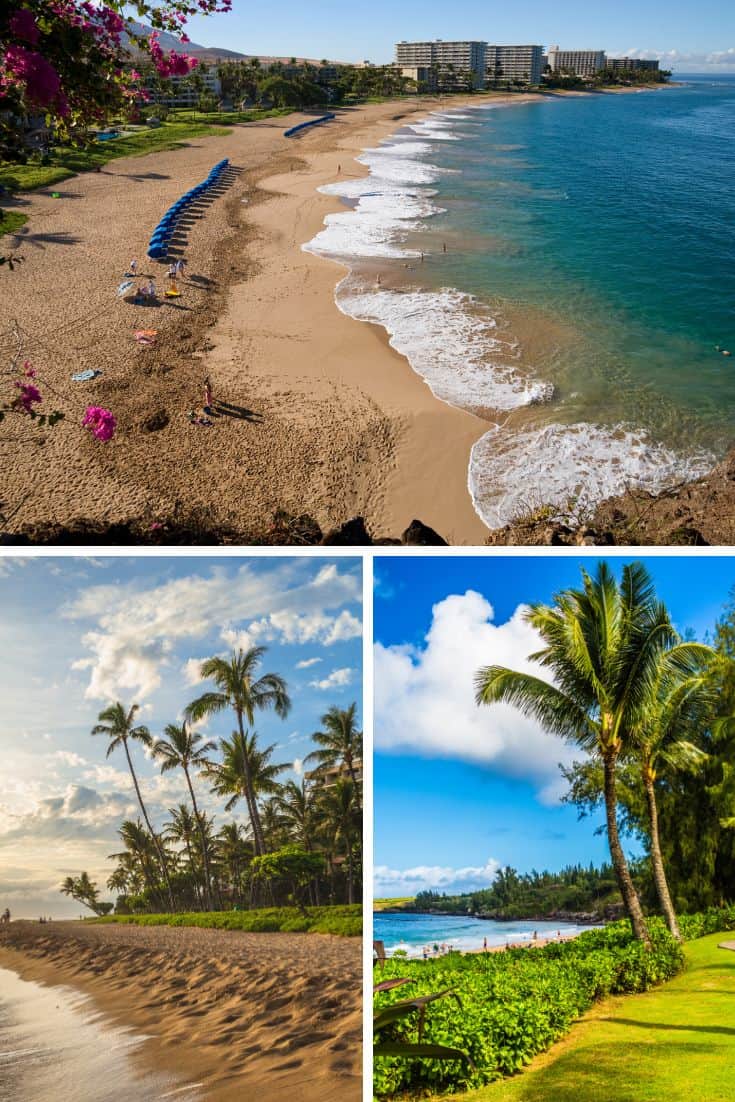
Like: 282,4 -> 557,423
168,107 -> 293,126
458,933 -> 735,1102
0,210 -> 28,237
0,120 -> 232,193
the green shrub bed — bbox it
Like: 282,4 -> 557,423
374,919 -> 684,1096
91,904 -> 361,937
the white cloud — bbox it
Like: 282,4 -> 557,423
296,657 -> 322,669
64,561 -> 360,701
617,47 -> 735,69
53,751 -> 87,768
182,656 -> 209,686
310,667 -> 354,691
374,591 -> 577,800
293,758 -> 303,776
374,857 -> 500,897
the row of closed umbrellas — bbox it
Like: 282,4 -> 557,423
147,158 -> 230,259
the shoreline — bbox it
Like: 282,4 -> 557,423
0,85 -> 698,545
0,920 -> 361,1101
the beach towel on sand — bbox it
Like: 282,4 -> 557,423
72,369 -> 102,382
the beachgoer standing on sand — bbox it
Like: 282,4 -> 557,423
204,377 -> 213,413
1,908 -> 9,924
442,242 -> 447,253
175,258 -> 187,279
129,259 -> 138,276
483,936 -> 488,950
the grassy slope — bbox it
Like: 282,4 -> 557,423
91,904 -> 362,936
374,897 -> 414,912
459,933 -> 735,1102
0,121 -> 232,192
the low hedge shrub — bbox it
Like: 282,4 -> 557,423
374,918 -> 685,1096
91,904 -> 361,937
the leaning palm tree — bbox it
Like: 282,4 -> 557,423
475,561 -> 708,946
215,821 -> 253,904
92,702 -> 175,910
628,652 -> 713,940
186,648 -> 291,855
305,703 -> 363,810
154,722 -> 216,910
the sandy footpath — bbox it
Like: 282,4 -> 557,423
0,920 -> 361,1101
0,97 -> 492,542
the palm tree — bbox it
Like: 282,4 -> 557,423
186,648 -> 291,855
215,821 -> 253,904
154,722 -> 216,910
475,562 -> 707,946
109,820 -> 166,907
207,729 -> 288,855
165,803 -> 202,904
631,654 -> 713,939
272,779 -> 321,902
305,703 -> 363,809
317,778 -> 360,904
92,702 -> 174,910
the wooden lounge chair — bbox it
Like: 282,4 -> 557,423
373,939 -> 387,969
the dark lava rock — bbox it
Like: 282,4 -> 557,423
668,526 -> 709,546
401,519 -> 447,546
321,517 -> 372,545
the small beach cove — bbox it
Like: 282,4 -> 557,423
374,911 -> 600,958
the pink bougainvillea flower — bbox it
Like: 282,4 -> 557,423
4,44 -> 64,110
9,8 -> 41,45
82,405 -> 117,441
23,361 -> 37,378
13,381 -> 43,413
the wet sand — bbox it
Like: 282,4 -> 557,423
0,921 -> 361,1101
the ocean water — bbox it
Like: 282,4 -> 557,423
373,912 -> 598,958
0,966 -> 200,1102
306,78 -> 735,528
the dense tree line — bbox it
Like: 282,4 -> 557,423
61,646 -> 362,915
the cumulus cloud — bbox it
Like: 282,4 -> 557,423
374,591 -> 577,800
374,857 -> 500,897
296,657 -> 322,669
618,47 -> 735,69
310,667 -> 354,691
64,560 -> 360,701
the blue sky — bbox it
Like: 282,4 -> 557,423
0,555 -> 362,917
176,0 -> 735,70
374,554 -> 735,899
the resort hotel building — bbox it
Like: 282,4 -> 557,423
605,56 -> 660,72
395,40 -> 488,87
485,45 -> 544,87
546,46 -> 606,78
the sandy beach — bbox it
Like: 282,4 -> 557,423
0,96 -> 501,543
0,920 -> 361,1101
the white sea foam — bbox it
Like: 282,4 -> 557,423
337,284 -> 553,412
469,421 -> 716,529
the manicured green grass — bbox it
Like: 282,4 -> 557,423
0,121 -> 232,193
90,904 -> 362,937
459,933 -> 735,1102
0,210 -> 28,237
374,897 -> 414,911
169,107 -> 293,126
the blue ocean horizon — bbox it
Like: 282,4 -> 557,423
309,76 -> 735,527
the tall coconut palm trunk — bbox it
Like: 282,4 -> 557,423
603,749 -> 651,946
184,767 -> 214,911
236,711 -> 266,856
642,764 -> 682,941
123,738 -> 175,911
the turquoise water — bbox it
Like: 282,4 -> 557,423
309,79 -> 735,527
374,912 -> 597,957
